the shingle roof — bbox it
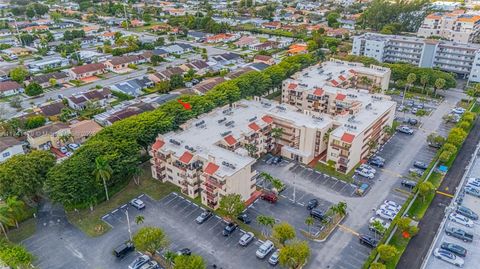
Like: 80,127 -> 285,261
39,101 -> 65,117
108,55 -> 143,66
27,122 -> 69,138
30,72 -> 68,84
0,81 -> 22,93
71,63 -> 105,75
0,137 -> 22,152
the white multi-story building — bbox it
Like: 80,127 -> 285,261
417,10 -> 480,43
352,33 -> 480,82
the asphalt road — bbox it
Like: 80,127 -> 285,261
397,116 -> 480,269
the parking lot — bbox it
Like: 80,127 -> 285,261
424,155 -> 480,269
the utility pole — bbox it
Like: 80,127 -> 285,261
125,210 -> 132,241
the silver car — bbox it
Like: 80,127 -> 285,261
239,232 -> 254,246
268,249 -> 280,265
256,240 -> 274,259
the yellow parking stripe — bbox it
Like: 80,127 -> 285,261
338,224 -> 360,236
436,190 -> 454,198
381,168 -> 403,178
394,188 -> 412,196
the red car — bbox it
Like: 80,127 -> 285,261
261,191 -> 278,203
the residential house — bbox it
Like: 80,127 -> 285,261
67,63 -> 106,80
225,67 -> 255,79
26,122 -> 71,150
287,43 -> 308,55
110,77 -> 153,97
247,62 -> 270,71
38,101 -> 65,118
187,31 -> 208,41
130,19 -> 145,27
205,33 -> 239,43
253,55 -> 275,65
148,67 -> 185,83
191,77 -> 226,95
27,57 -> 70,72
0,81 -> 24,97
70,120 -> 102,143
104,55 -> 146,73
0,137 -> 24,163
211,53 -> 243,65
21,25 -> 49,33
249,41 -> 279,51
94,101 -> 156,126
67,88 -> 112,110
27,72 -> 69,88
164,8 -> 186,16
2,47 -> 34,58
262,21 -> 282,30
180,60 -> 210,74
234,36 -> 258,47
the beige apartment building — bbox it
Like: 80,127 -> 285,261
417,10 -> 480,43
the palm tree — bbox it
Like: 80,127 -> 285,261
331,201 -> 347,219
323,128 -> 333,143
305,216 -> 315,235
270,127 -> 283,152
434,78 -> 446,97
132,166 -> 142,186
260,172 -> 274,190
420,75 -> 429,94
0,204 -> 14,240
270,178 -> 285,193
164,250 -> 177,267
402,73 -> 416,105
135,215 -> 145,225
6,196 -> 24,228
59,133 -> 73,146
257,215 -> 275,236
93,156 -> 113,201
359,76 -> 373,91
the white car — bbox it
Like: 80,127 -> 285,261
433,248 -> 464,268
239,232 -> 254,246
60,146 -> 68,154
376,209 -> 396,221
449,213 -> 474,228
256,240 -> 274,259
356,169 -> 374,179
369,217 -> 390,227
268,249 -> 280,265
68,143 -> 80,150
359,164 -> 376,174
130,198 -> 145,210
384,200 -> 400,209
452,107 -> 466,115
468,177 -> 480,183
380,204 -> 400,214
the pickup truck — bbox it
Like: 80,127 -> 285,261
445,226 -> 473,242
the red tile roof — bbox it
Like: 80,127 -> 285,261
248,122 -> 260,132
330,79 -> 339,86
349,69 -> 357,74
204,162 -> 219,175
339,75 -> 346,81
341,133 -> 355,143
71,63 -> 105,75
313,88 -> 324,96
288,83 -> 298,90
262,115 -> 273,124
152,139 -> 165,150
179,151 -> 193,163
224,135 -> 237,146
336,93 -> 346,101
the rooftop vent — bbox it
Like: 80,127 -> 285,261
312,115 -> 323,121
184,145 -> 196,152
218,117 -> 227,124
276,106 -> 286,111
249,116 -> 257,122
221,131 -> 232,137
223,108 -> 233,115
169,139 -> 181,146
225,120 -> 235,127
221,161 -> 236,170
195,120 -> 205,127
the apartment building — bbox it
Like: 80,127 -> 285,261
351,33 -> 480,82
417,10 -> 480,43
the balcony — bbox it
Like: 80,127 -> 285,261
330,142 -> 351,150
206,192 -> 218,202
205,178 -> 224,188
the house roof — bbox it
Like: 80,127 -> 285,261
108,55 -> 144,66
313,88 -> 324,96
27,122 -> 69,138
262,115 -> 273,124
39,101 -> 65,117
70,120 -> 102,139
30,72 -> 69,84
254,54 -> 272,62
204,162 -> 219,175
152,139 -> 165,150
224,134 -> 237,146
0,81 -> 22,92
0,137 -> 22,153
341,132 -> 355,143
248,122 -> 260,132
336,93 -> 346,101
71,63 -> 105,75
249,62 -> 269,71
179,151 -> 193,163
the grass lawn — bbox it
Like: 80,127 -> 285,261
315,162 -> 354,183
385,230 -> 410,269
6,218 -> 37,243
66,164 -> 179,237
265,90 -> 281,101
471,103 -> 480,113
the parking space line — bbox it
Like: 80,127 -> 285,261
163,196 -> 179,205
436,190 -> 454,198
111,209 -> 118,214
338,224 -> 360,236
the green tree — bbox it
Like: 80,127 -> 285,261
135,215 -> 145,225
395,217 -> 419,236
359,76 -> 373,91
24,115 -> 46,130
9,67 -> 29,83
93,156 -> 113,201
25,82 -> 43,96
257,215 -> 275,236
132,226 -> 169,256
305,216 -> 315,234
174,254 -> 206,269
417,181 -> 435,202
0,204 -> 14,239
377,244 -> 399,262
434,78 -> 446,97
279,240 -> 310,269
439,150 -> 453,164
420,75 -> 429,93
218,194 -> 245,220
150,55 -> 164,66
327,12 -> 340,28
370,262 -> 386,269
0,239 -> 34,268
49,78 -> 57,87
446,127 -> 467,147
331,201 -> 347,217
170,74 -> 184,89
372,219 -> 386,238
272,222 -> 296,246
5,196 -> 25,228
50,11 -> 62,23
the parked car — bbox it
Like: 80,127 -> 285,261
239,232 -> 254,246
445,226 -> 473,242
223,222 -> 238,236
130,198 -> 145,210
306,199 -> 319,210
355,183 -> 370,196
256,240 -> 274,259
411,108 -> 418,114
440,242 -> 467,257
359,164 -> 376,174
413,161 -> 428,170
409,168 -> 424,177
380,204 -> 400,214
129,254 -> 150,269
138,260 -> 160,269
60,146 -> 68,154
397,126 -> 414,135
113,241 -> 134,258
466,180 -> 480,188
368,156 -> 385,167
456,206 -> 478,220
416,103 -> 425,109
261,191 -> 278,203
408,118 -> 418,125
368,217 -> 390,234
237,213 -> 251,224
448,213 -> 474,228
465,186 -> 480,197
268,249 -> 280,265
272,156 -> 283,165
176,248 -> 191,256
310,208 -> 326,221
401,180 -> 417,189
375,209 -> 396,221
452,107 -> 466,115
359,234 -> 378,248
433,248 -> 464,268
195,210 -> 213,224
266,157 -> 275,165
356,169 -> 374,179
406,100 -> 415,107
383,200 -> 400,208
68,143 -> 80,150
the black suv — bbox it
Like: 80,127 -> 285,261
456,205 -> 479,220
368,157 -> 385,167
401,180 -> 417,189
310,208 -> 326,221
440,242 -> 467,257
223,222 -> 238,236
413,161 -> 428,170
359,235 -> 378,248
306,199 -> 319,210
113,241 -> 134,258
237,213 -> 251,224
